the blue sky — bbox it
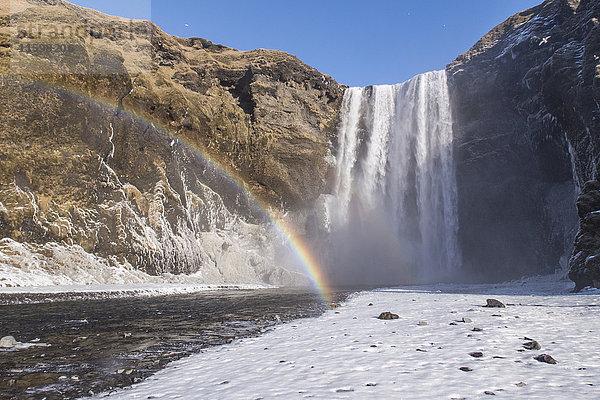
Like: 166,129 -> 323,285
70,0 -> 542,86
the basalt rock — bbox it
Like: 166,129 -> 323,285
447,0 -> 600,286
484,299 -> 506,308
534,353 -> 557,364
523,340 -> 542,350
570,180 -> 600,289
377,312 -> 399,320
0,0 -> 344,285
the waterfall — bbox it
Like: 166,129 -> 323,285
328,70 -> 461,283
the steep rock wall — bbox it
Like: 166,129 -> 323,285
447,0 -> 599,287
0,0 -> 344,285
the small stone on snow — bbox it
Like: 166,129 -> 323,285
523,340 -> 541,350
485,299 -> 506,308
378,312 -> 399,320
534,354 -> 557,364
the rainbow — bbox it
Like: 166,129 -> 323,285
14,78 -> 334,305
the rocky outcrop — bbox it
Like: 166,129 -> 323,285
447,0 -> 600,285
571,180 -> 600,289
0,0 -> 344,286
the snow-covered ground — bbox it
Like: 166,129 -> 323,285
101,276 -> 600,399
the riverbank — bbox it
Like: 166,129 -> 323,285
104,277 -> 600,399
0,283 -> 271,305
0,288 -> 347,399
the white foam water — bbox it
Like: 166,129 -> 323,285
329,70 -> 461,282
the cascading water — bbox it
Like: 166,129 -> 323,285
325,70 -> 461,284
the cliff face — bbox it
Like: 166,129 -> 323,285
0,0 -> 344,286
448,0 -> 599,287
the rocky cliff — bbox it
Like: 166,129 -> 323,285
0,0 -> 344,286
447,0 -> 599,288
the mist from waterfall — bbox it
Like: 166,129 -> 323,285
321,70 -> 461,286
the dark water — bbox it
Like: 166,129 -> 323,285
0,289 -> 350,400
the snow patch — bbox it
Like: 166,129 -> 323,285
495,15 -> 552,60
108,122 -> 115,160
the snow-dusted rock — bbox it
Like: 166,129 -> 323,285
448,0 -> 585,284
534,354 -> 557,364
377,312 -> 399,320
523,340 -> 542,350
485,299 -> 506,308
0,336 -> 18,348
